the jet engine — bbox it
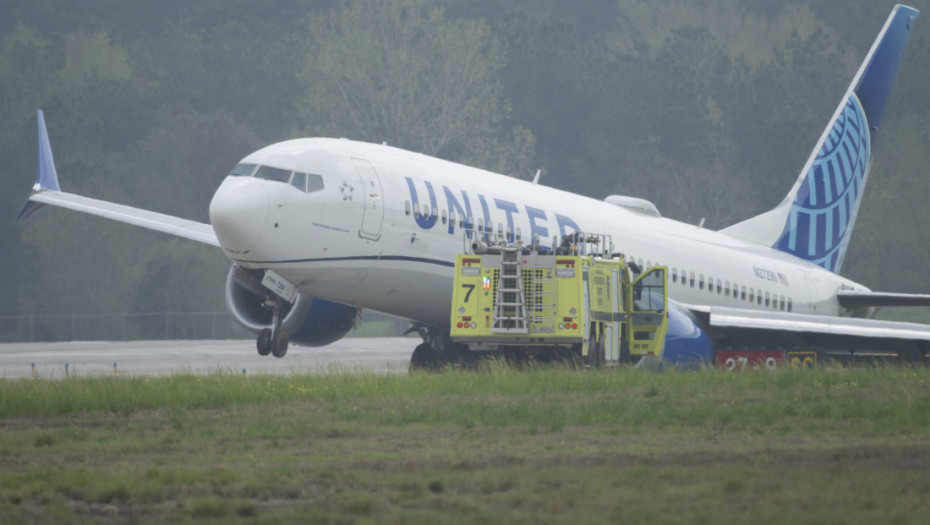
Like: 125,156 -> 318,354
661,303 -> 714,369
224,265 -> 358,349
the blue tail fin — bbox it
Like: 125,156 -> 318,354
722,5 -> 918,273
17,109 -> 62,220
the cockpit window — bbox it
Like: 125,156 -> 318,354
243,165 -> 326,193
229,163 -> 256,177
254,166 -> 292,183
290,172 -> 306,191
306,174 -> 324,192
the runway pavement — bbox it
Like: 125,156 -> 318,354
0,338 -> 416,379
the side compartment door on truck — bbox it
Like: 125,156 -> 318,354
449,255 -> 486,340
627,266 -> 669,358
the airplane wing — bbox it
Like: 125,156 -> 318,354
687,305 -> 930,358
20,190 -> 219,246
17,110 -> 219,247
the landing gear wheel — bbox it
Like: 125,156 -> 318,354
257,328 -> 273,357
272,331 -> 289,358
409,343 -> 438,372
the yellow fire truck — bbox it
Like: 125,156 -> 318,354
449,234 -> 669,366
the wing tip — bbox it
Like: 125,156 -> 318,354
19,109 -> 61,221
35,109 -> 62,192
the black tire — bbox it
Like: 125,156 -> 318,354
257,328 -> 273,357
409,343 -> 438,372
272,331 -> 289,358
584,325 -> 605,368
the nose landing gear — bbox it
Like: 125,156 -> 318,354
256,328 -> 289,358
256,297 -> 290,358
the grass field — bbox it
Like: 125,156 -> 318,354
2,364 -> 930,524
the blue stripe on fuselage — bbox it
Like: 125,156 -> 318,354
233,254 -> 456,267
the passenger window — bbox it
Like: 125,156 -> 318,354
672,268 -> 678,284
515,228 -> 522,241
467,216 -> 473,230
423,205 -> 431,219
450,211 -> 456,228
748,288 -> 755,303
741,286 -> 747,301
765,292 -> 770,307
788,298 -> 793,312
689,272 -> 695,288
229,163 -> 257,177
716,279 -> 722,294
441,210 -> 447,225
699,275 -> 705,290
290,172 -> 307,191
724,281 -> 730,297
404,200 -> 411,216
414,205 -> 421,219
780,296 -> 786,311
497,223 -> 504,241
255,165 -> 291,183
306,174 -> 324,192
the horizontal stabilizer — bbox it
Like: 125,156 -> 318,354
837,291 -> 930,309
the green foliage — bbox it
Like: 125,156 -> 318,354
300,0 -> 535,174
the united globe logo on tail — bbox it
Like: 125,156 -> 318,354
775,94 -> 870,273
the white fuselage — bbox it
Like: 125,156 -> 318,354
208,138 -> 869,327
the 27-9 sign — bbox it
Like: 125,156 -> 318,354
715,350 -> 817,371
715,350 -> 783,371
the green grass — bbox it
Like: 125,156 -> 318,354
2,365 -> 930,523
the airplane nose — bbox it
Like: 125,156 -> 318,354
209,177 -> 270,254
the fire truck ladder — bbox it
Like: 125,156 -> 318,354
492,245 -> 529,333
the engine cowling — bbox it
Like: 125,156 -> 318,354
224,265 -> 358,347
661,303 -> 714,369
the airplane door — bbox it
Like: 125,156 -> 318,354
352,158 -> 384,240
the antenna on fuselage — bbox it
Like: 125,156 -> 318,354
532,169 -> 541,185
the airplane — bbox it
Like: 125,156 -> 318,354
18,5 -> 930,369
